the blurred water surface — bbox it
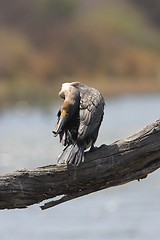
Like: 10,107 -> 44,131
0,94 -> 160,240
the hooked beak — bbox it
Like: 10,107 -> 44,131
52,110 -> 68,137
52,117 -> 66,136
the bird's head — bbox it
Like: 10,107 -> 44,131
58,82 -> 80,99
53,82 -> 80,136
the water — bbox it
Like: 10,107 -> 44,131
0,94 -> 160,240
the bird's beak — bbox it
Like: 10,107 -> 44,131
52,110 -> 68,136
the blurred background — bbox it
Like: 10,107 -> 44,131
0,0 -> 160,106
0,0 -> 160,240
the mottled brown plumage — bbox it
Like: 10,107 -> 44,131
53,82 -> 105,166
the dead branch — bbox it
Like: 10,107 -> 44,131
0,119 -> 160,210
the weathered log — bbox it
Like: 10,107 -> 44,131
0,119 -> 160,210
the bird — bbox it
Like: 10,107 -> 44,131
53,82 -> 105,166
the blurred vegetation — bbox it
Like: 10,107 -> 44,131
0,0 -> 160,107
131,0 -> 160,28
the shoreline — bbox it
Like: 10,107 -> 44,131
0,77 -> 160,108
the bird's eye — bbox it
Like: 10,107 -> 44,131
59,91 -> 65,99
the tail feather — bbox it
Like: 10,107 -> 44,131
57,143 -> 84,166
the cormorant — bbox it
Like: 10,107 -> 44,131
53,82 -> 105,166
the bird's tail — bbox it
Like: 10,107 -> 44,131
57,143 -> 84,166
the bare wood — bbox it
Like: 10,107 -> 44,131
0,119 -> 160,210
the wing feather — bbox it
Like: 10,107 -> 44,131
78,86 -> 104,141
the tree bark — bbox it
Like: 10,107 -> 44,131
0,119 -> 160,210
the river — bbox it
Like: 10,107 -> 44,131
0,94 -> 160,240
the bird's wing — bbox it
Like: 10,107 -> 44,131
78,88 -> 104,141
